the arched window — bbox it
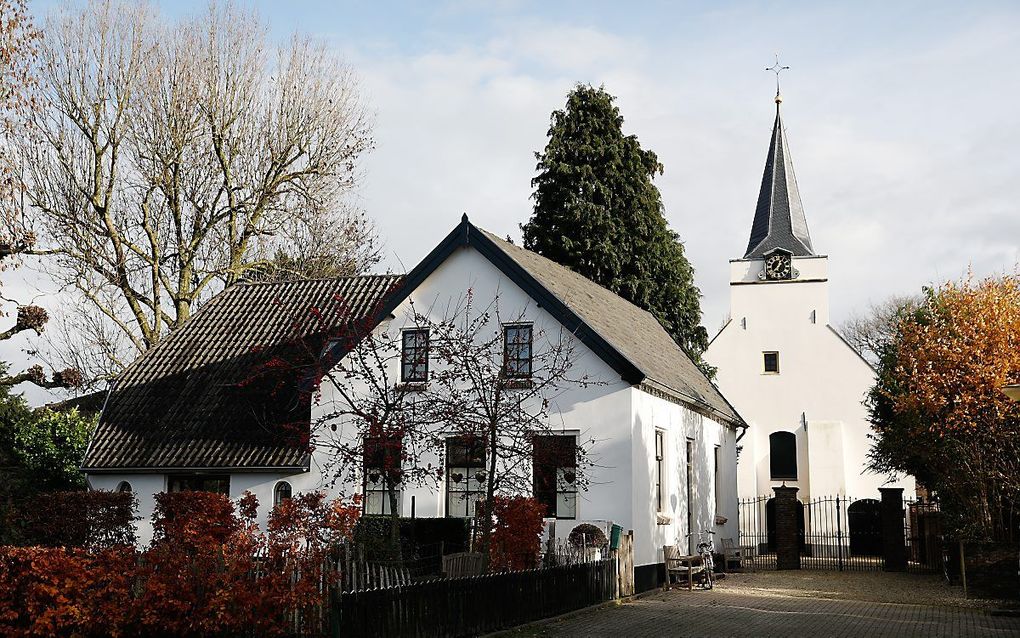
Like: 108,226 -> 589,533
769,431 -> 798,480
116,481 -> 132,493
274,481 -> 292,507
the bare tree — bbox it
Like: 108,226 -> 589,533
838,294 -> 922,366
0,0 -> 80,391
314,307 -> 446,558
422,293 -> 599,553
14,1 -> 378,384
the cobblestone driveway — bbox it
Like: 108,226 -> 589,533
502,572 -> 1020,637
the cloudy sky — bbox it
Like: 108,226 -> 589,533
9,0 -> 1020,403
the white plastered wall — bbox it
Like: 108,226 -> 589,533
312,244 -> 634,526
705,255 -> 914,500
630,388 -> 739,567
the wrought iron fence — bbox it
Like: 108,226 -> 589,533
738,494 -> 942,574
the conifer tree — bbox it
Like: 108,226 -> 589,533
522,84 -> 709,362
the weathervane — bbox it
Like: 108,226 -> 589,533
766,53 -> 789,103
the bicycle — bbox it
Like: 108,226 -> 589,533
687,529 -> 717,590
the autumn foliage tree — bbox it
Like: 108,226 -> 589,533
867,273 -> 1020,540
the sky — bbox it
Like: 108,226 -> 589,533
8,0 -> 1020,404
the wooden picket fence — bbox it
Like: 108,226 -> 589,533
331,558 -> 617,638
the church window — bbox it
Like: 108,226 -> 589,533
763,351 -> 780,374
769,431 -> 798,480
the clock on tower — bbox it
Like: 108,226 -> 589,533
759,249 -> 796,281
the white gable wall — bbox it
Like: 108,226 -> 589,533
705,255 -> 914,499
356,244 -> 634,523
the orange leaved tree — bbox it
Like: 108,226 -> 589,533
868,273 -> 1020,540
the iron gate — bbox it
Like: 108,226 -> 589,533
738,494 -> 941,573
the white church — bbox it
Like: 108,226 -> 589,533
704,93 -> 915,501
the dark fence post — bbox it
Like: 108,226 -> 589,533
773,486 -> 800,570
880,487 -> 907,571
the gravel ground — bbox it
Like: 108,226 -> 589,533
712,570 -> 1001,609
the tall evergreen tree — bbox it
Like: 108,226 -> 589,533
522,84 -> 709,363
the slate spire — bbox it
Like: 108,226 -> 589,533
743,95 -> 815,259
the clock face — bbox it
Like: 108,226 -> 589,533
764,253 -> 792,280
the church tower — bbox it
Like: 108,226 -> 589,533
704,91 -> 913,501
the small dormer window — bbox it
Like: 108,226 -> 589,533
763,351 -> 780,374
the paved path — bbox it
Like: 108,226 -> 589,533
502,572 -> 1020,637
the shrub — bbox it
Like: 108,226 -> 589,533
567,523 -> 608,549
12,491 -> 136,549
0,489 -> 361,637
0,546 -> 137,637
488,496 -> 546,571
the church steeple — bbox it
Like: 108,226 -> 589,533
743,95 -> 815,259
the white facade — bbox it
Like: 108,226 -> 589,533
87,234 -> 740,581
705,251 -> 914,500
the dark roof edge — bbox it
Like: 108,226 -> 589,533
324,215 -> 646,386
82,464 -> 310,474
637,380 -> 746,429
826,324 -> 877,374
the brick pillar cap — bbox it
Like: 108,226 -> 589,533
773,486 -> 799,496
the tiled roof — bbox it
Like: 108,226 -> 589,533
82,275 -> 402,472
478,229 -> 744,427
744,103 -> 815,259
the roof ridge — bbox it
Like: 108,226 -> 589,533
233,272 -> 403,287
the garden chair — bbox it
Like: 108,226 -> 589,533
663,545 -> 705,591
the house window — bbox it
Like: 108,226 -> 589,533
364,435 -> 403,515
445,436 -> 486,518
769,431 -> 798,480
401,329 -> 429,383
713,446 -> 721,514
654,430 -> 666,513
273,481 -> 292,507
533,434 -> 577,519
763,351 -> 780,374
503,324 -> 533,379
168,474 -> 230,495
116,481 -> 132,493
686,439 -> 694,553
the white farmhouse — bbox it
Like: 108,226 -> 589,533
704,95 -> 915,501
83,216 -> 745,593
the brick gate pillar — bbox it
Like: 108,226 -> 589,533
773,486 -> 800,570
880,487 -> 907,571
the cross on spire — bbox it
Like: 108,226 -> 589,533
766,53 -> 790,103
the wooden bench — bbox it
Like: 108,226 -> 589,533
663,545 -> 705,591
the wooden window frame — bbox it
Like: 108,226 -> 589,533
445,436 -> 487,519
654,430 -> 666,513
533,434 -> 578,520
503,323 -> 534,380
363,435 -> 404,516
401,329 -> 430,384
